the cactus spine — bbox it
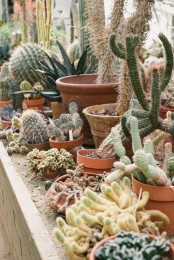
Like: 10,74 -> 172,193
18,110 -> 50,144
9,44 -> 47,84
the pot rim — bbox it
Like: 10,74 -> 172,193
77,149 -> 115,162
83,103 -> 121,118
49,134 -> 83,149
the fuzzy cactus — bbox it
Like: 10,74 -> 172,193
0,77 -> 11,101
20,81 -> 32,91
67,41 -> 80,63
33,82 -> 43,99
110,33 -> 174,139
18,110 -> 50,144
6,130 -> 29,155
1,62 -> 10,77
9,44 -> 47,84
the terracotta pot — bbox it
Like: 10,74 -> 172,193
49,135 -> 83,162
0,100 -> 13,108
42,170 -> 60,181
132,176 -> 174,234
83,103 -> 121,148
56,74 -> 118,145
46,175 -> 75,211
90,234 -> 174,260
27,141 -> 50,151
159,107 -> 174,119
24,98 -> 44,110
50,101 -> 66,119
1,120 -> 12,129
77,149 -> 115,175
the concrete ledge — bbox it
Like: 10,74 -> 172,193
0,142 -> 61,260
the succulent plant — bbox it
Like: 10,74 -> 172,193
95,231 -> 170,260
0,105 -> 21,121
52,102 -> 83,141
53,178 -> 169,259
0,40 -> 11,66
6,129 -> 29,155
18,110 -> 50,145
27,148 -> 75,177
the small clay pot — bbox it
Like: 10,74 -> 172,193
1,120 -> 12,129
50,101 -> 66,119
77,149 -> 115,175
27,141 -> 50,151
90,234 -> 174,260
0,100 -> 13,108
24,98 -> 44,110
42,170 -> 60,181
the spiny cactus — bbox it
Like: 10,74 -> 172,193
20,81 -> 32,91
18,110 -> 50,144
6,129 -> 29,155
1,62 -> 10,77
67,41 -> 80,63
109,33 -> 174,139
9,44 -> 47,84
0,77 -> 11,101
52,102 -> 83,141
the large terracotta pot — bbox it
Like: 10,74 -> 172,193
49,134 -> 83,162
132,176 -> 174,234
26,141 -> 50,151
0,100 -> 13,108
77,149 -> 115,175
83,103 -> 120,148
24,98 -> 44,110
90,234 -> 174,260
56,74 -> 118,145
50,101 -> 66,119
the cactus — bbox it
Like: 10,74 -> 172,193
52,102 -> 83,141
9,44 -> 47,84
109,33 -> 174,139
20,81 -> 32,91
0,40 -> 11,66
1,62 -> 10,77
67,41 -> 80,63
53,179 -> 169,259
18,110 -> 50,144
105,116 -> 171,187
0,77 -> 11,101
6,130 -> 29,155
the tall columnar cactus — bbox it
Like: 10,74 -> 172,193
110,33 -> 174,138
0,78 -> 11,101
1,62 -> 10,77
9,44 -> 47,84
18,110 -> 50,144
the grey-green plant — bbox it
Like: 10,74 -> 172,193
6,129 -> 29,155
0,40 -> 11,66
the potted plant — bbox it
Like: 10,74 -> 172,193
0,105 -> 21,129
90,231 -> 174,260
13,109 -> 51,151
0,71 -> 13,108
45,164 -> 105,213
27,147 -> 75,180
53,178 -> 169,259
49,102 -> 83,161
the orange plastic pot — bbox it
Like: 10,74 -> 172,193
77,149 -> 115,175
0,100 -> 13,108
132,176 -> 174,234
49,135 -> 83,162
1,120 -> 12,129
90,234 -> 174,260
24,98 -> 44,110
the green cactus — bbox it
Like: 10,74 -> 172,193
20,81 -> 32,91
9,44 -> 47,84
18,110 -> 50,144
67,41 -> 80,63
0,77 -> 11,101
1,62 -> 10,77
0,40 -> 11,66
109,33 -> 174,139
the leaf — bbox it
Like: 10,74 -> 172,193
56,40 -> 72,75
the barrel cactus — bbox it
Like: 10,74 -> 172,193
18,110 -> 50,144
9,44 -> 47,84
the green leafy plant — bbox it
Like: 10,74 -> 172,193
95,231 -> 170,260
29,41 -> 96,102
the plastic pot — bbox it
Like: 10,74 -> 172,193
77,149 -> 115,175
132,176 -> 174,234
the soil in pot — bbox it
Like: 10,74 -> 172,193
83,103 -> 121,148
77,149 -> 115,175
132,175 -> 174,234
56,74 -> 118,145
